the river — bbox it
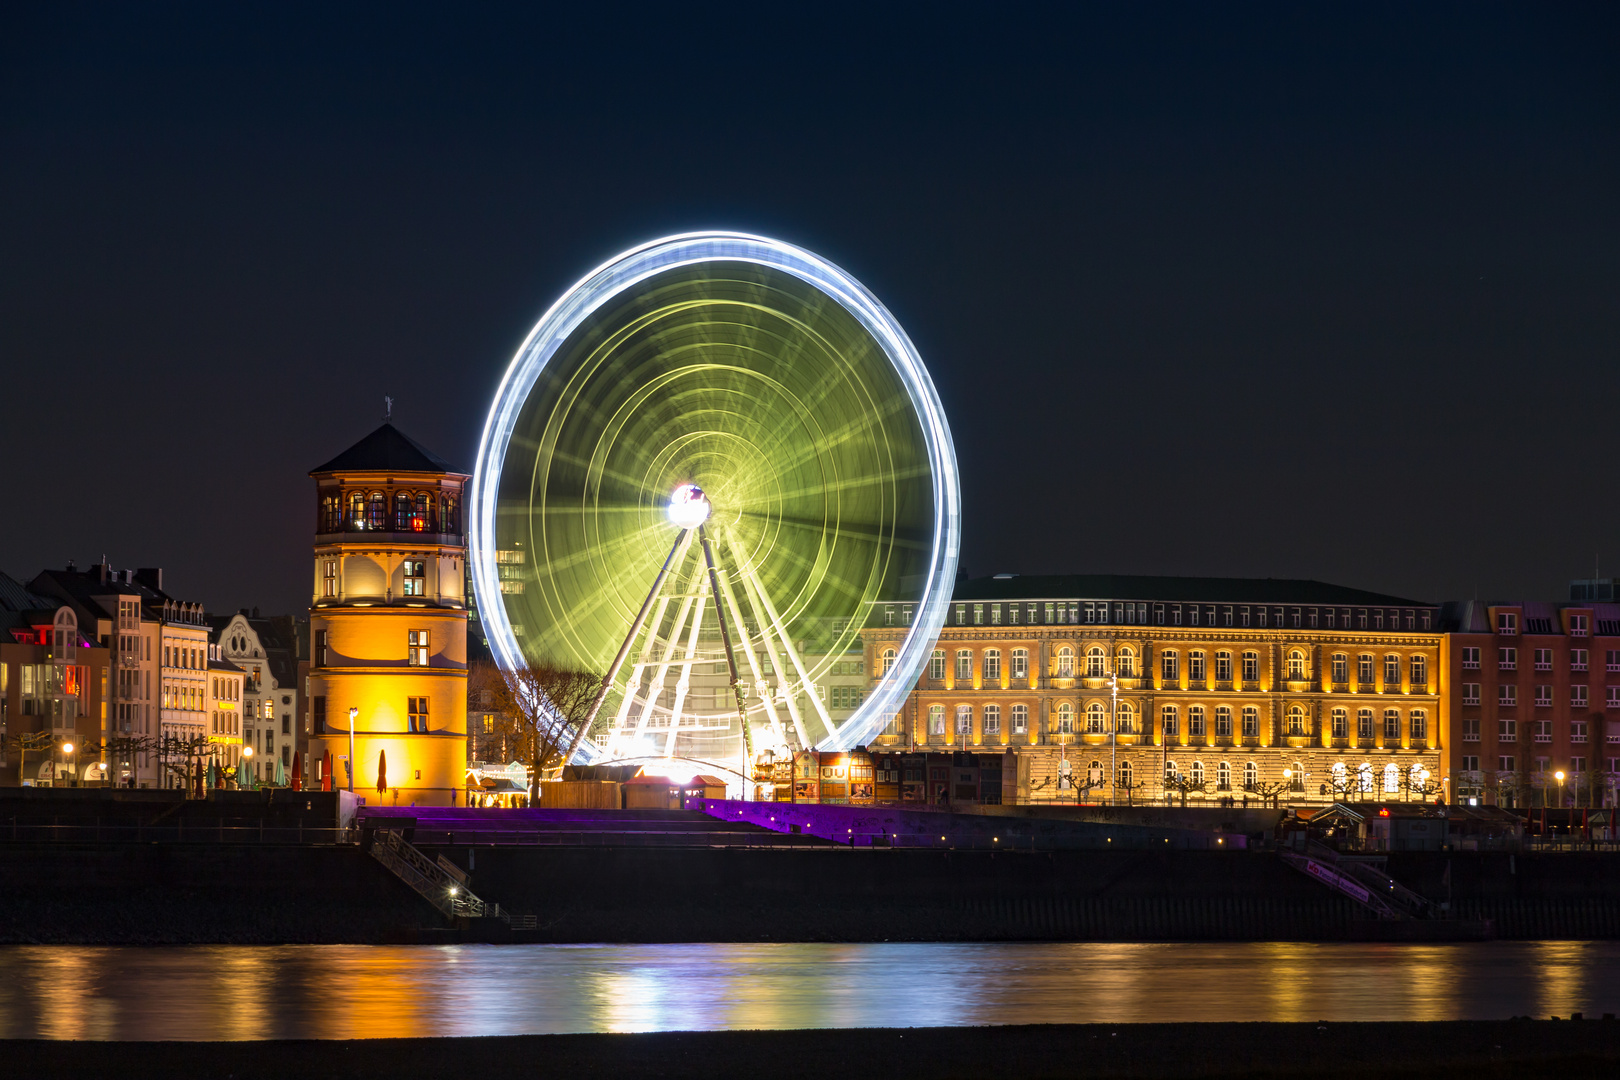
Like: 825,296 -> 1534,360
2,941 -> 1616,1040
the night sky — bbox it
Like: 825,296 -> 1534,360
3,4 -> 1616,617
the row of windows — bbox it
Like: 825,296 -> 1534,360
319,490 -> 461,534
1492,612 -> 1597,636
916,702 -> 1429,741
1461,647 -> 1620,672
1458,755 -> 1620,775
939,601 -> 1432,631
1459,683 -> 1620,708
1459,717 -> 1620,743
913,646 -> 1429,686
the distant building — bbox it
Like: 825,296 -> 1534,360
862,575 -> 1445,807
209,611 -> 305,784
305,423 -> 469,805
30,562 -> 209,787
1,571 -> 111,785
1439,600 -> 1619,808
204,642 -> 246,777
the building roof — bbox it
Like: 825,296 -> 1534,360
950,574 -> 1430,606
0,571 -> 53,613
310,423 -> 459,475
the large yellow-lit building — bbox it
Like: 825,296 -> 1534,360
306,423 -> 469,806
863,575 -> 1446,806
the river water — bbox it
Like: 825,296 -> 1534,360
1,942 -> 1616,1040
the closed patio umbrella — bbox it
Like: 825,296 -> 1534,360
321,750 -> 333,791
376,748 -> 388,794
273,755 -> 286,787
290,751 -> 302,791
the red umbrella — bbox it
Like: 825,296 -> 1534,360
322,750 -> 332,791
376,748 -> 388,795
290,751 -> 302,791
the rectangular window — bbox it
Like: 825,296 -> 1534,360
1188,706 -> 1205,737
1499,755 -> 1516,772
929,650 -> 945,681
1161,705 -> 1178,736
1572,755 -> 1587,773
1462,755 -> 1479,772
1358,655 -> 1375,684
955,650 -> 973,681
1533,648 -> 1553,671
1331,655 -> 1348,683
983,705 -> 1000,735
402,559 -> 426,596
407,630 -> 429,666
1534,685 -> 1553,707
972,603 -> 983,626
1161,652 -> 1178,681
1358,709 -> 1374,739
1044,603 -> 1055,624
1463,717 -> 1480,742
1500,685 -> 1517,706
1331,710 -> 1347,739
312,696 -> 326,735
1608,686 -> 1620,709
1008,604 -> 1019,625
407,696 -> 429,733
1188,652 -> 1205,681
1384,710 -> 1401,740
1462,683 -> 1480,705
322,559 -> 338,598
1570,613 -> 1589,636
1573,649 -> 1589,672
1572,721 -> 1588,743
1214,707 -> 1232,738
984,652 -> 1001,680
1499,720 -> 1516,743
1410,655 -> 1427,687
1242,653 -> 1259,682
1461,647 -> 1480,670
1497,612 -> 1518,635
315,629 -> 328,667
1214,653 -> 1232,682
1384,655 -> 1401,686
990,604 -> 1002,626
1242,706 -> 1259,738
1011,649 -> 1028,680
1011,704 -> 1027,734
1411,711 -> 1427,740
1499,647 -> 1517,670
1609,651 -> 1620,673
1572,685 -> 1588,707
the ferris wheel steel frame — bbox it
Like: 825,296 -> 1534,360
469,232 -> 960,763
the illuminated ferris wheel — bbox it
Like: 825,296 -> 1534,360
469,232 -> 959,773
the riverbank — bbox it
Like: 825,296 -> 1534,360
7,1021 -> 1620,1078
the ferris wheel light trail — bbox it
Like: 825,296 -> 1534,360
470,232 -> 960,770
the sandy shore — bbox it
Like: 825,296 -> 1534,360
6,1020 -> 1620,1078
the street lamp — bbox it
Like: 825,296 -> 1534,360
347,706 -> 358,793
242,744 -> 254,787
61,741 -> 75,787
1555,769 -> 1566,811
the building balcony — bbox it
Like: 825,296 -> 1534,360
1187,680 -> 1207,691
1213,680 -> 1234,692
1241,681 -> 1261,692
1329,682 -> 1350,694
1285,679 -> 1319,693
1357,684 -> 1377,694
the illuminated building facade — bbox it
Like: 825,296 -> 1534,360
862,575 -> 1444,806
1440,599 -> 1620,808
204,644 -> 246,774
209,612 -> 303,783
306,424 -> 469,805
0,572 -> 110,786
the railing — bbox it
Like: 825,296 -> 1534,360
369,827 -> 498,921
0,821 -> 353,844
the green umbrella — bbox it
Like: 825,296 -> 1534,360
240,758 -> 255,790
273,755 -> 287,787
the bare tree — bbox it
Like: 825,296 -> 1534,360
1163,772 -> 1211,808
471,659 -> 604,802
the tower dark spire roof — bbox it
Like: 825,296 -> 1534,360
310,423 -> 459,475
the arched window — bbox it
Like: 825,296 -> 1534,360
1215,706 -> 1233,737
1188,705 -> 1206,737
1410,710 -> 1427,741
983,649 -> 1001,681
1243,761 -> 1258,790
955,704 -> 972,735
983,704 -> 1001,735
1086,646 -> 1106,677
1216,761 -> 1232,790
367,491 -> 387,529
1383,763 -> 1399,793
1290,761 -> 1305,791
1287,650 -> 1306,680
1161,650 -> 1179,682
1357,762 -> 1374,793
1164,759 -> 1179,781
1057,647 -> 1075,678
928,704 -> 945,735
1190,760 -> 1205,785
1357,708 -> 1374,740
955,649 -> 973,681
1243,705 -> 1262,737
1384,709 -> 1401,741
1117,701 -> 1136,733
1385,654 -> 1402,686
1331,707 -> 1348,739
1241,651 -> 1260,682
929,650 -> 945,680
1286,705 -> 1306,736
1085,702 -> 1106,733
1410,654 -> 1428,688
439,493 -> 459,534
1409,764 -> 1425,790
1087,760 -> 1103,785
1358,654 -> 1375,684
1011,648 -> 1028,680
1057,702 -> 1074,734
1188,651 -> 1206,681
1214,651 -> 1233,682
320,494 -> 341,532
1161,704 -> 1178,736
1011,704 -> 1028,734
881,648 -> 896,676
1117,647 -> 1136,678
1331,653 -> 1349,684
1119,760 -> 1133,788
348,490 -> 366,527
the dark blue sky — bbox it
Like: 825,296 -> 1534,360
3,3 -> 1616,615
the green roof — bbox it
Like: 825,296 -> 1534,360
953,574 -> 1430,606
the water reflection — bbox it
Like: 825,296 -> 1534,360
0,942 -> 1616,1040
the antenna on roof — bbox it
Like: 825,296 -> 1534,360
384,395 -> 393,421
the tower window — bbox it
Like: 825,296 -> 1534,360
322,559 -> 338,598
408,630 -> 429,666
408,696 -> 429,733
403,560 -> 426,596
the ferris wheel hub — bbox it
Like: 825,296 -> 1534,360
666,484 -> 711,528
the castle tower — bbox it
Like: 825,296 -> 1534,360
306,423 -> 469,806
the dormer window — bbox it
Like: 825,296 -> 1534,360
1497,612 -> 1518,635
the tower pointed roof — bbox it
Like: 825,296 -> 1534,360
310,423 -> 460,475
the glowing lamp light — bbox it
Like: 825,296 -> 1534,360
61,743 -> 73,755
1555,770 -> 1566,782
243,746 -> 254,758
667,483 -> 711,528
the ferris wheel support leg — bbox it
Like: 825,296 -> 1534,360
624,560 -> 703,761
697,526 -> 754,790
663,586 -> 708,759
565,527 -> 690,767
730,544 -> 812,750
712,556 -> 789,751
604,532 -> 693,758
728,531 -> 840,744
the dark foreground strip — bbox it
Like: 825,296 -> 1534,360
5,1021 -> 1620,1079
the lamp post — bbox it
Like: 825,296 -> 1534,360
1108,668 -> 1118,807
242,744 -> 254,787
61,741 -> 75,788
347,706 -> 358,793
